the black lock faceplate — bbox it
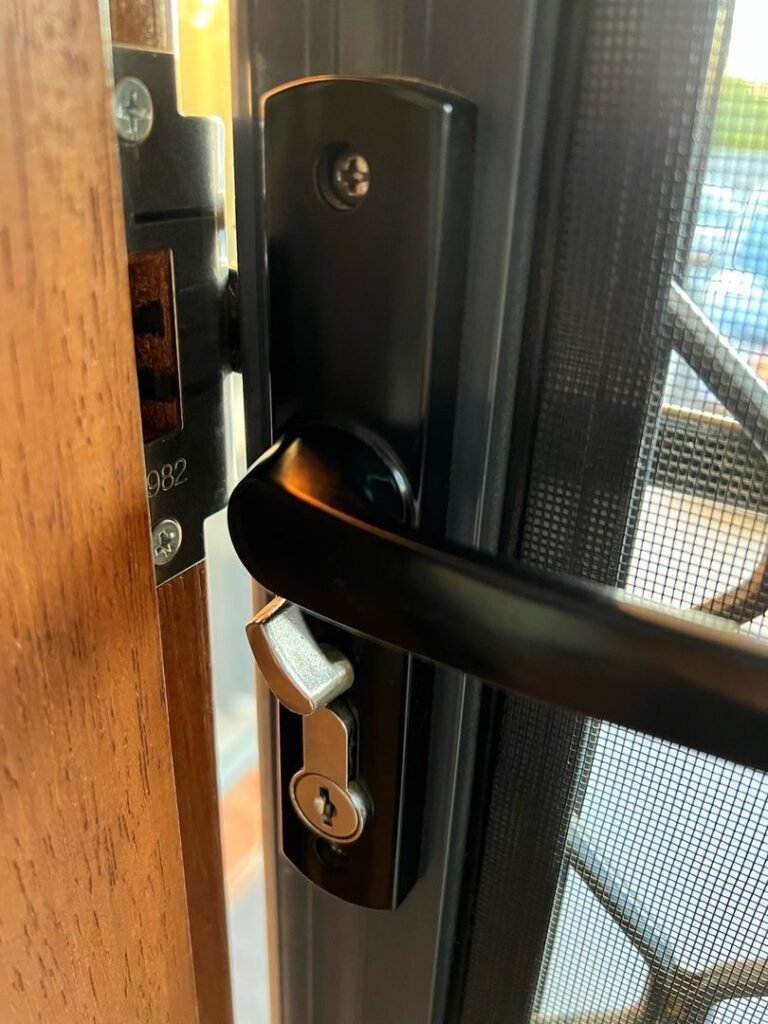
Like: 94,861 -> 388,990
263,76 -> 475,908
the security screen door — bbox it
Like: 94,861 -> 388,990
230,0 -> 768,1021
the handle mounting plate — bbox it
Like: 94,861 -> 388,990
259,75 -> 475,908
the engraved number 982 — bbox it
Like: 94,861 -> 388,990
147,458 -> 188,498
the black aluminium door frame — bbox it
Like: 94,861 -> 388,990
231,0 -> 565,1020
228,0 -> 734,1023
447,0 -> 733,1018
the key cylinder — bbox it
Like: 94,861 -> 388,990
290,702 -> 370,844
246,596 -> 370,844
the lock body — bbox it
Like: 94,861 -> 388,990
259,76 -> 475,908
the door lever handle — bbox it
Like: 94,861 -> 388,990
228,424 -> 768,770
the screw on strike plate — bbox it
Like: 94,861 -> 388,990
152,518 -> 182,567
114,77 -> 154,144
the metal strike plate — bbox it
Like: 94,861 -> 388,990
263,76 -> 475,907
113,47 -> 234,584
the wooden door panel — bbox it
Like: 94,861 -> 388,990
0,1 -> 198,1020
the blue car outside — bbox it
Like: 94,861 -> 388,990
685,184 -> 740,303
665,188 -> 768,412
703,190 -> 768,382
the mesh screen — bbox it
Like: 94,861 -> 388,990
530,1 -> 768,1023
459,0 -> 768,1021
518,0 -> 722,586
536,728 -> 768,1024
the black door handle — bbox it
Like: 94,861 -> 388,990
228,425 -> 768,770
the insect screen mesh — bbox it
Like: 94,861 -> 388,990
530,2 -> 768,1023
456,0 -> 768,1022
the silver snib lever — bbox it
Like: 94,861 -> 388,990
246,597 -> 370,843
246,596 -> 354,715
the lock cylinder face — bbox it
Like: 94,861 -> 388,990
289,700 -> 371,845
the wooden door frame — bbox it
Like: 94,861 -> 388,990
107,5 -> 235,1024
1,1 -> 199,1020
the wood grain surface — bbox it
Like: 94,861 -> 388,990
0,1 -> 199,1021
158,564 -> 235,1024
111,6 -> 236,1021
110,0 -> 171,49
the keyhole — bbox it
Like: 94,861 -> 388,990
314,786 -> 337,827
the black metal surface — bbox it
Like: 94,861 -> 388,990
261,77 -> 475,908
456,1 -> 593,1016
114,47 -> 232,584
265,76 -> 474,496
228,426 -> 768,771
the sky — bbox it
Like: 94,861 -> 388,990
727,0 -> 768,81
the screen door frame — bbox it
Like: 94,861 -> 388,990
231,0 -> 568,1020
227,0 -> 741,1019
